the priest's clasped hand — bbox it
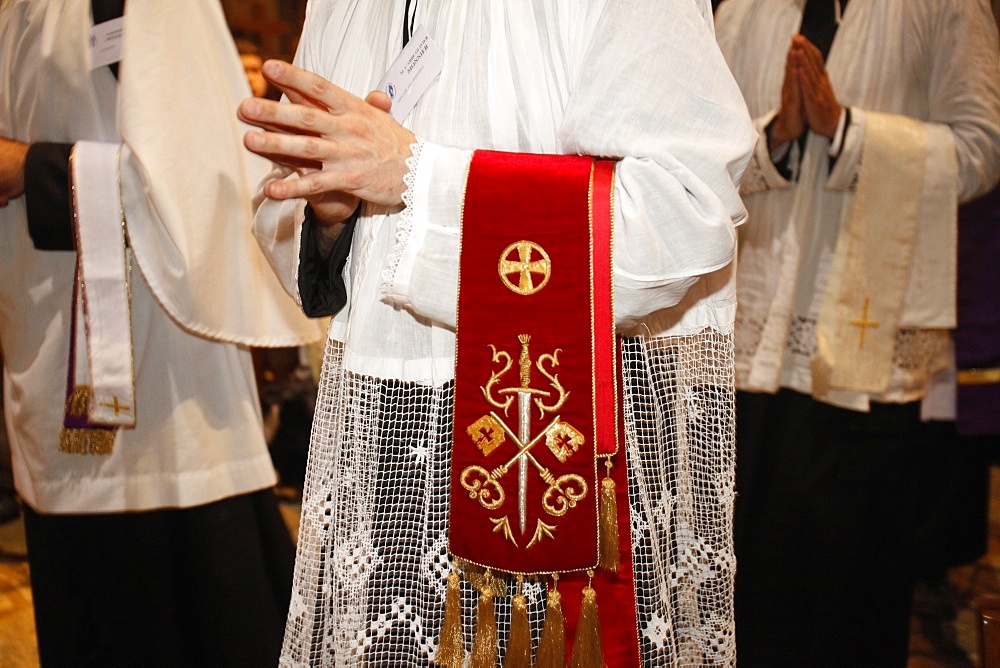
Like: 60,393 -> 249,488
237,59 -> 417,226
0,137 -> 29,208
769,34 -> 843,149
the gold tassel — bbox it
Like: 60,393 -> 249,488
64,384 -> 92,417
503,576 -> 532,668
598,460 -> 620,572
59,385 -> 115,455
536,574 -> 565,668
470,571 -> 499,668
569,573 -> 604,668
59,428 -> 115,455
435,571 -> 465,668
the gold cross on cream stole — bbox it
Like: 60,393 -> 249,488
100,396 -> 131,417
848,296 -> 880,349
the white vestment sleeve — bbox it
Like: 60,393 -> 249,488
117,0 -> 319,347
380,140 -> 469,325
384,0 -> 756,330
250,168 -> 308,306
738,110 -> 795,196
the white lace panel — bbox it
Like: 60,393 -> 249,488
737,311 -> 951,400
282,331 -> 737,666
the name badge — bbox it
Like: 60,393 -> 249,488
90,17 -> 124,70
377,25 -> 444,123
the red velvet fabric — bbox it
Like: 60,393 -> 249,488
450,151 -> 616,576
591,158 -> 618,458
559,451 -> 641,666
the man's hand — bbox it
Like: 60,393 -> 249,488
770,39 -> 807,150
0,137 -> 29,207
237,60 -> 416,226
791,35 -> 842,139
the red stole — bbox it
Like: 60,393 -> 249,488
450,151 -> 640,664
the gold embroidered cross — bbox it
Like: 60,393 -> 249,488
498,241 -> 551,295
100,396 -> 131,416
848,296 -> 880,349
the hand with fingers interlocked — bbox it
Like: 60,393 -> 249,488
237,59 -> 417,227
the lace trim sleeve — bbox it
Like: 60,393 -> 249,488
380,137 -> 426,300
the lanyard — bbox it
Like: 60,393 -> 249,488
402,0 -> 418,46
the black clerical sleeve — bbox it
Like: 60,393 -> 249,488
20,0 -> 125,253
23,142 -> 75,251
298,206 -> 359,317
765,118 -> 798,181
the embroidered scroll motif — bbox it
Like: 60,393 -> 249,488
461,334 -> 589,549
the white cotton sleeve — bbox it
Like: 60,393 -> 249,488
558,0 -> 756,325
382,0 -> 756,331
380,139 -> 472,328
826,107 -> 865,193
739,110 -> 795,196
250,168 -> 308,306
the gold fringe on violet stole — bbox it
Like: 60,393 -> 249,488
569,572 -> 604,668
64,384 -> 91,417
503,575 -> 532,668
597,460 -> 620,572
470,570 -> 499,668
59,385 -> 114,455
536,574 -> 566,668
435,571 -> 465,668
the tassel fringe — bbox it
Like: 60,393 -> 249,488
441,456 -> 619,668
59,427 -> 115,455
436,571 -> 465,668
470,573 -> 499,668
60,385 -> 114,455
503,577 -> 532,668
536,576 -> 565,668
569,576 -> 604,668
598,463 -> 620,572
64,384 -> 92,417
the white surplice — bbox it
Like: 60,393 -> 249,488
0,0 -> 320,512
715,0 -> 1000,411
252,1 -> 759,665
